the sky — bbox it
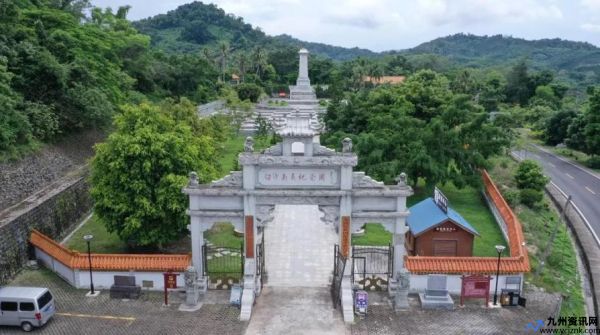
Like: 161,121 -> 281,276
91,0 -> 600,52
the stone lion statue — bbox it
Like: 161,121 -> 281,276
342,137 -> 353,153
244,136 -> 254,152
184,266 -> 197,287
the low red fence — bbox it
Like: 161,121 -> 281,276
405,170 -> 530,274
30,230 -> 191,272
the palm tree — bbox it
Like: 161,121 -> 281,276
369,63 -> 384,83
201,47 -> 213,63
218,41 -> 231,82
252,46 -> 267,78
238,53 -> 248,82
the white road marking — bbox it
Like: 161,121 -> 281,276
566,173 -> 575,179
549,163 -> 556,168
56,312 -> 136,321
533,144 -> 600,182
586,186 -> 597,195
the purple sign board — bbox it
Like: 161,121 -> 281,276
355,290 -> 368,314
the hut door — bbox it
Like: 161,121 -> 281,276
433,240 -> 457,256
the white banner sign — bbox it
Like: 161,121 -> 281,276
257,168 -> 338,187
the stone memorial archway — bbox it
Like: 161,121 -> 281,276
183,113 -> 413,322
184,48 -> 413,323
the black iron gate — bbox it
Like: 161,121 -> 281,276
351,244 -> 393,291
331,244 -> 347,308
256,232 -> 265,289
202,243 -> 244,289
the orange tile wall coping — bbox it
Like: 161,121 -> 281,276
30,170 -> 528,275
405,170 -> 530,274
30,230 -> 191,272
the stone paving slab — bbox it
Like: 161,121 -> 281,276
245,287 -> 350,335
0,269 -> 247,335
264,205 -> 337,287
351,291 -> 561,335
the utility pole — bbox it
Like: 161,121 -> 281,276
535,195 -> 572,279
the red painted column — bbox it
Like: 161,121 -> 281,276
341,216 -> 350,258
245,215 -> 254,258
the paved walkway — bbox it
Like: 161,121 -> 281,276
264,205 -> 337,287
350,291 -> 562,335
0,269 -> 246,335
3,269 -> 562,334
246,205 -> 348,334
245,287 -> 349,335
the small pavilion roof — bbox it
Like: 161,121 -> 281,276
407,197 -> 479,236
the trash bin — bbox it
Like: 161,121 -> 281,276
500,289 -> 520,306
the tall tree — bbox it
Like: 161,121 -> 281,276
218,41 -> 231,82
584,88 -> 600,157
90,102 -> 218,248
505,60 -> 532,106
252,46 -> 267,78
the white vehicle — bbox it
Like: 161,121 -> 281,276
0,287 -> 55,332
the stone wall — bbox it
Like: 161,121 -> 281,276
0,130 -> 102,211
0,167 -> 92,285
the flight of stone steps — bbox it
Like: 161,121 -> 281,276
239,99 -> 325,135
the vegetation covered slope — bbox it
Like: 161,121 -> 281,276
0,1 -> 220,158
133,1 -> 376,60
402,34 -> 600,88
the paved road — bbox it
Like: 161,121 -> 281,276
513,145 -> 600,241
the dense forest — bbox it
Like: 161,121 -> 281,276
402,33 -> 600,89
133,2 -> 376,60
0,0 -> 221,158
1,1 -> 595,324
2,0 -> 598,166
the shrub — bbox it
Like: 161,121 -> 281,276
515,160 -> 549,191
501,189 -> 520,207
520,188 -> 544,208
587,156 -> 600,169
235,83 -> 263,103
23,102 -> 58,141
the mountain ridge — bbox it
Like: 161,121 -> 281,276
134,1 -> 600,85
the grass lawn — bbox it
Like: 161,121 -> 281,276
488,155 -> 585,323
66,214 -> 128,254
352,223 -> 392,246
66,216 -> 243,254
217,134 -> 275,177
217,134 -> 246,177
353,181 -> 507,257
204,223 -> 243,248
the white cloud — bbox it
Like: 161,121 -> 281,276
91,0 -> 600,51
582,0 -> 600,11
581,22 -> 600,32
415,0 -> 563,26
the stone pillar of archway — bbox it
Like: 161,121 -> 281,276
338,154 -> 354,323
240,157 -> 257,321
189,216 -> 204,277
392,173 -> 411,310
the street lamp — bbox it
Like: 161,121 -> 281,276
83,234 -> 95,295
493,245 -> 506,306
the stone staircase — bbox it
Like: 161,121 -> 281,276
239,101 -> 325,135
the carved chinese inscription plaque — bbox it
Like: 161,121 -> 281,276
257,168 -> 338,187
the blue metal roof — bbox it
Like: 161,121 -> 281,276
407,197 -> 479,236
